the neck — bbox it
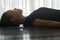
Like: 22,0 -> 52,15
19,16 -> 27,24
22,16 -> 27,24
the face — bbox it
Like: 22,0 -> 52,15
5,8 -> 23,23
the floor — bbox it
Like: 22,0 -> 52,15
0,27 -> 60,40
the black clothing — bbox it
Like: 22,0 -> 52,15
24,7 -> 60,28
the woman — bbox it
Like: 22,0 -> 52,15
1,7 -> 60,28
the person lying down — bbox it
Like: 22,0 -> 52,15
0,7 -> 60,28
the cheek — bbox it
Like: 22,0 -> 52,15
10,18 -> 16,22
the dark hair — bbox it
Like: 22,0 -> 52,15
1,12 -> 20,27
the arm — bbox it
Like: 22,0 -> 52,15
32,19 -> 60,27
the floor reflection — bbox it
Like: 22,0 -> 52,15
0,27 -> 23,40
0,27 -> 60,40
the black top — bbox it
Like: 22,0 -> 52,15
24,7 -> 60,28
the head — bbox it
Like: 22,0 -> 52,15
1,9 -> 24,27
